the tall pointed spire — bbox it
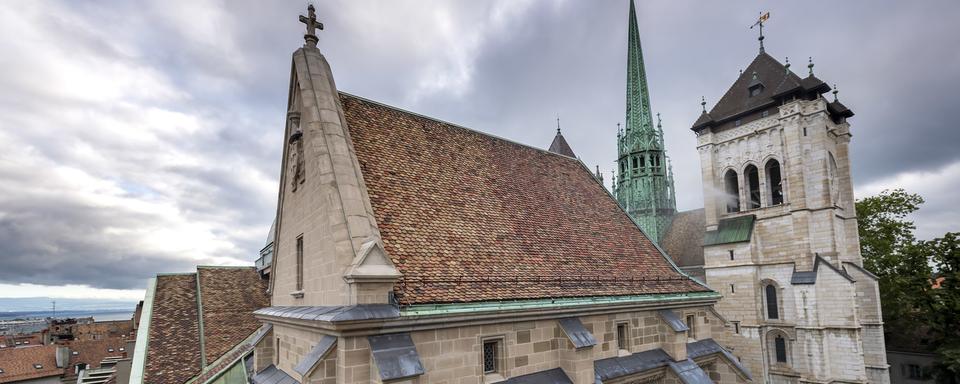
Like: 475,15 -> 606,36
615,0 -> 676,243
625,0 -> 655,139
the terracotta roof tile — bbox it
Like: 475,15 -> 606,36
341,93 -> 710,305
143,268 -> 268,384
0,345 -> 61,383
62,338 -> 129,381
198,267 -> 269,364
145,274 -> 202,384
661,209 -> 705,268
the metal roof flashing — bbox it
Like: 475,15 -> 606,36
129,278 -> 157,384
399,291 -> 722,317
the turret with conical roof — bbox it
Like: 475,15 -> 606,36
614,0 -> 676,243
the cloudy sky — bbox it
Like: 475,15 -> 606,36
0,0 -> 957,301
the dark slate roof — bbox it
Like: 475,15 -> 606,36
657,310 -> 689,332
594,348 -> 673,382
687,338 -> 752,380
661,209 -> 705,268
828,100 -> 854,119
144,268 -> 269,384
254,304 -> 399,322
503,368 -> 573,384
251,365 -> 300,384
341,93 -> 709,305
694,52 -> 832,131
548,131 -> 576,157
293,335 -> 336,376
668,359 -> 712,384
791,256 -> 856,285
691,112 -> 714,130
557,318 -> 597,349
367,333 -> 425,381
703,215 -> 755,246
708,53 -> 797,121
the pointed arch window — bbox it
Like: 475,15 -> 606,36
765,284 -> 779,320
724,170 -> 740,213
774,335 -> 787,363
746,164 -> 761,209
766,159 -> 783,205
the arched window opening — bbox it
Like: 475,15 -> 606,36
765,284 -> 779,319
724,170 -> 740,213
640,155 -> 646,171
828,152 -> 840,205
746,165 -> 761,209
766,159 -> 783,205
774,335 -> 787,363
632,156 -> 638,169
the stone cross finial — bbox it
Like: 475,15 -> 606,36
701,96 -> 707,113
299,4 -> 324,46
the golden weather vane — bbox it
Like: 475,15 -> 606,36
750,12 -> 770,53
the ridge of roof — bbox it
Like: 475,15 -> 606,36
338,91 -> 580,162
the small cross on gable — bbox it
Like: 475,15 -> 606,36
299,4 -> 324,46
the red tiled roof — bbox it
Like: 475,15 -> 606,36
143,268 -> 268,384
145,274 -> 202,384
198,267 -> 269,364
64,338 -> 128,372
0,345 -> 61,383
341,93 -> 710,305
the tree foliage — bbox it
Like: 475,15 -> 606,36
856,189 -> 959,382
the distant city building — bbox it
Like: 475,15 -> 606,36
0,337 -> 132,384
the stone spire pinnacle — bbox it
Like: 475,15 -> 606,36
808,56 -> 815,76
625,0 -> 655,141
299,4 -> 324,47
615,0 -> 676,243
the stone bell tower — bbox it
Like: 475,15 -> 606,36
613,0 -> 677,243
690,24 -> 889,383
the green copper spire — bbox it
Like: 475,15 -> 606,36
614,0 -> 677,243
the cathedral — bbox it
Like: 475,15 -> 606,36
617,6 -> 890,384
243,3 -> 754,384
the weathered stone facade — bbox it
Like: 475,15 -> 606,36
255,303 -> 750,384
692,54 -> 889,383
251,6 -> 750,384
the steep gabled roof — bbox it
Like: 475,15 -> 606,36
341,93 -> 710,305
141,267 -> 268,384
547,131 -> 576,157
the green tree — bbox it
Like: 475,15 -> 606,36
924,233 -> 960,382
856,189 -> 929,321
857,189 -> 960,382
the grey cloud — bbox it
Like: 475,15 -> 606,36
1,0 -> 957,293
